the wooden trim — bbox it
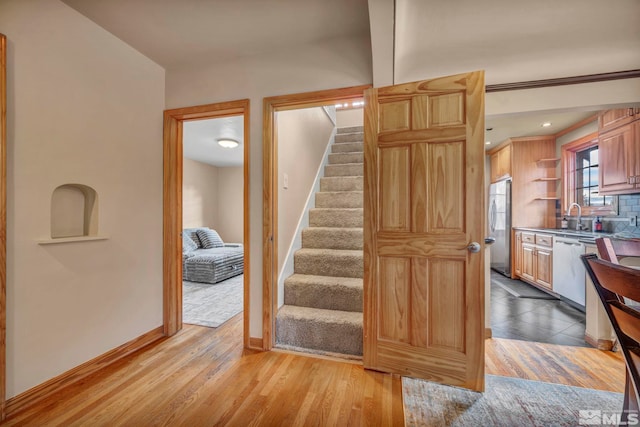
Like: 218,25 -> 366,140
554,114 -> 598,139
560,131 -> 617,216
262,85 -> 371,351
484,328 -> 492,339
0,33 -> 6,422
248,337 -> 264,351
163,100 -> 251,344
486,69 -> 640,93
5,326 -> 164,417
585,333 -> 614,351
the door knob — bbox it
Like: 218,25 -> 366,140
467,242 -> 481,253
485,237 -> 496,245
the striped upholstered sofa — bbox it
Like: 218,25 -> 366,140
182,227 -> 244,284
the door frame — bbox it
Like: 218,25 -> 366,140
0,33 -> 6,421
262,85 -> 370,350
163,99 -> 250,346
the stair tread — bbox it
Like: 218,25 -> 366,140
303,226 -> 362,232
296,248 -> 362,256
285,273 -> 362,287
278,305 -> 362,324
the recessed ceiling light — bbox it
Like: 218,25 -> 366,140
541,122 -> 552,127
218,139 -> 239,149
485,141 -> 491,145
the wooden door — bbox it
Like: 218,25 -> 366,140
363,71 -> 485,391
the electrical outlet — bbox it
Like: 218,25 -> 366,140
631,216 -> 638,227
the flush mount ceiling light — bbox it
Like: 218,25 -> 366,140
541,122 -> 552,127
485,141 -> 491,145
217,139 -> 239,149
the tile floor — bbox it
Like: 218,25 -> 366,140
490,271 -> 591,347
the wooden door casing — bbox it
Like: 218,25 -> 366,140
363,71 -> 485,391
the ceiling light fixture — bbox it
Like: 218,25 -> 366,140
485,141 -> 491,145
541,122 -> 552,127
218,139 -> 239,149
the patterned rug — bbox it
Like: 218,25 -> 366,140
183,274 -> 243,328
403,374 -> 623,426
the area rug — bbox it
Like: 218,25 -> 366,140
492,274 -> 557,299
403,374 -> 623,426
183,274 -> 243,328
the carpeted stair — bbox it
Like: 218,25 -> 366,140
276,126 -> 364,356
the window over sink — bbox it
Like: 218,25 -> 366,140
562,132 -> 618,216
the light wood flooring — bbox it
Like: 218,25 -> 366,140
2,314 -> 624,426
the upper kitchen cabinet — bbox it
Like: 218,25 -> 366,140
598,108 -> 640,134
598,108 -> 640,195
488,136 -> 557,229
490,144 -> 511,183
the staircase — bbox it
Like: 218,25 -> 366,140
276,126 -> 364,356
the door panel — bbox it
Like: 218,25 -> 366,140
363,71 -> 485,391
379,147 -> 411,231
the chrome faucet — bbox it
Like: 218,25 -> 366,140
566,203 -> 582,231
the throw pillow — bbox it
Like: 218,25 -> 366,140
196,228 -> 225,248
182,233 -> 198,253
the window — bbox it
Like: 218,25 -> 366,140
562,132 -> 617,216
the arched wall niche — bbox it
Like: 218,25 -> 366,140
50,184 -> 98,239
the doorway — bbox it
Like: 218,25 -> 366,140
163,100 -> 250,345
262,85 -> 369,350
181,115 -> 246,328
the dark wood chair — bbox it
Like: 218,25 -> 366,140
582,253 -> 640,422
596,237 -> 640,265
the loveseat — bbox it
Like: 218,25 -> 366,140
182,227 -> 244,284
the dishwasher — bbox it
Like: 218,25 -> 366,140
552,237 -> 586,307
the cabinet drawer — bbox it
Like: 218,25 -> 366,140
535,234 -> 553,247
522,232 -> 535,244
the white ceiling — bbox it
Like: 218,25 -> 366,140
485,110 -> 597,150
61,0 -> 371,69
394,0 -> 640,85
183,116 -> 244,167
59,0 -> 639,160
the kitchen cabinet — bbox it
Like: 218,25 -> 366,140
598,109 -> 640,195
490,144 -> 511,183
488,137 -> 557,277
514,231 -> 523,276
516,231 -> 553,290
598,108 -> 640,133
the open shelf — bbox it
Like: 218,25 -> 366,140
535,177 -> 561,181
536,157 -> 561,163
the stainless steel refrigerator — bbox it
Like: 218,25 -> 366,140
489,178 -> 512,277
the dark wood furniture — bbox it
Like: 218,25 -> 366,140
582,252 -> 640,423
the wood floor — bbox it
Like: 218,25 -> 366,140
2,315 -> 624,426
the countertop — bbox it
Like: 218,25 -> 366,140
513,227 -> 618,245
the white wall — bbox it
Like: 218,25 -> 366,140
217,166 -> 244,243
277,107 -> 334,275
1,0 -> 165,397
166,35 -> 372,338
336,108 -> 364,128
183,158 -> 219,229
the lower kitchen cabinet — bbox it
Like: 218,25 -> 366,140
514,231 -> 523,276
535,247 -> 553,289
516,231 -> 553,290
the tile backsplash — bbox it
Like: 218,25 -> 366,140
556,194 -> 640,237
